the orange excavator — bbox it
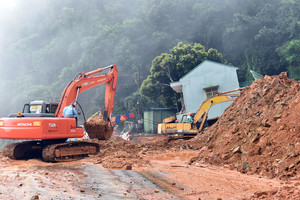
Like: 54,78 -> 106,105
0,64 -> 118,162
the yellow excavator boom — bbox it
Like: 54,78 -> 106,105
193,88 -> 241,124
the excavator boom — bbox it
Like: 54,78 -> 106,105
193,88 -> 241,124
55,64 -> 118,123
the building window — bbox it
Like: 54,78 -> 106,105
204,86 -> 218,98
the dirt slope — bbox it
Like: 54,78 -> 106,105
189,72 -> 300,179
93,73 -> 300,181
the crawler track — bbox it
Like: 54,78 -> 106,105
3,141 -> 42,160
42,141 -> 100,162
3,140 -> 100,162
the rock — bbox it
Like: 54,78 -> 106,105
31,195 -> 39,200
273,114 -> 281,120
242,162 -> 249,170
288,163 -> 295,169
261,119 -> 271,127
232,146 -> 241,154
125,165 -> 132,170
254,191 -> 268,197
222,153 -> 230,160
154,189 -> 160,193
251,134 -> 260,143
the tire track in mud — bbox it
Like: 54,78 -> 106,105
79,163 -> 182,199
0,161 -> 182,200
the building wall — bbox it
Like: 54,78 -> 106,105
144,109 -> 176,134
179,61 -> 239,119
143,110 -> 153,133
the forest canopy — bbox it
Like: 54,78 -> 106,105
0,0 -> 299,117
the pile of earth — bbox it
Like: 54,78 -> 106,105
87,136 -> 195,169
188,72 -> 300,179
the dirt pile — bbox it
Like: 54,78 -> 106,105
84,117 -> 113,140
88,136 -> 195,169
88,139 -> 151,168
190,72 -> 300,179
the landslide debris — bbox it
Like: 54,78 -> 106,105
189,72 -> 300,179
86,134 -> 201,169
89,136 -> 176,169
80,72 -> 300,181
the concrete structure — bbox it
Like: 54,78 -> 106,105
170,60 -> 239,120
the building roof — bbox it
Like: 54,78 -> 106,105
180,60 -> 238,80
170,82 -> 182,93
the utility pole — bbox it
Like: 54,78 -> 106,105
135,65 -> 142,133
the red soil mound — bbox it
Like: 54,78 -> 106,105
190,72 -> 300,179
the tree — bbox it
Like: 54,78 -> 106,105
140,42 -> 228,109
278,39 -> 300,80
223,0 -> 300,81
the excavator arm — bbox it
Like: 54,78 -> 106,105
55,64 -> 118,123
193,88 -> 242,131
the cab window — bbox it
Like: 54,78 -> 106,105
29,104 -> 42,114
50,104 -> 58,113
23,104 -> 30,113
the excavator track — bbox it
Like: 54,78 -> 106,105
42,141 -> 100,162
3,140 -> 100,162
167,133 -> 197,142
3,141 -> 43,160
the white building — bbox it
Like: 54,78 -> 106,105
170,60 -> 239,121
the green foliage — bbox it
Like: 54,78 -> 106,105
140,42 -> 228,109
124,92 -> 155,115
223,0 -> 300,79
0,0 -> 299,117
278,39 -> 300,80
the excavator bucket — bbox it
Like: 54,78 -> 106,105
84,111 -> 113,140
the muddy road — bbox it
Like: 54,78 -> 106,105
1,150 -> 298,200
0,158 -> 175,200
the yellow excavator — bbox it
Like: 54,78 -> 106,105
158,88 -> 242,139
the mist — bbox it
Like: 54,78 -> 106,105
0,0 -> 298,117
